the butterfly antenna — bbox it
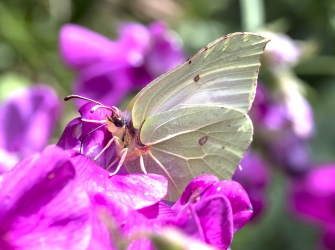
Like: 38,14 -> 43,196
64,95 -> 120,116
80,123 -> 107,153
64,95 -> 105,106
91,105 -> 120,115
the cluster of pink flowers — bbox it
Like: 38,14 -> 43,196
248,33 -> 335,249
2,21 -> 334,250
0,22 -> 254,249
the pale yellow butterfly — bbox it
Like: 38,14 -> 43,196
66,32 -> 270,201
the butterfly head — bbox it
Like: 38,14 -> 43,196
64,94 -> 127,137
106,113 -> 126,136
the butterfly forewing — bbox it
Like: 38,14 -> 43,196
129,33 -> 270,129
124,106 -> 253,201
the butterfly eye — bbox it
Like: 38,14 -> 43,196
114,117 -> 124,127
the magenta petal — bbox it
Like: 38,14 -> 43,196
56,117 -> 82,151
233,151 -> 269,221
60,24 -> 142,107
73,66 -> 132,107
172,174 -> 219,214
170,195 -> 234,249
233,151 -> 269,189
0,146 -> 75,217
91,194 -> 156,250
78,100 -> 110,118
59,24 -> 123,70
321,226 -> 335,250
245,189 -> 266,221
289,165 -> 335,225
0,84 -> 62,159
173,195 -> 234,249
0,146 -> 92,249
78,103 -> 113,153
171,206 -> 205,242
268,132 -> 313,175
117,22 -> 150,63
57,102 -> 117,169
194,195 -> 234,249
138,201 -> 175,220
87,214 -> 115,250
87,196 -> 116,250
204,180 -> 253,232
146,21 -> 186,76
0,148 -> 19,174
71,154 -> 168,209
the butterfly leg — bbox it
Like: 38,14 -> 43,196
94,136 -> 122,161
105,155 -> 121,171
109,148 -> 128,177
105,137 -> 125,170
140,155 -> 147,174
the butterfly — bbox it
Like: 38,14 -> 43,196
66,32 -> 270,201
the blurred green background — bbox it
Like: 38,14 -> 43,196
1,0 -> 335,249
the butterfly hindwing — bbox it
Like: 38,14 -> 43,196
124,106 -> 253,201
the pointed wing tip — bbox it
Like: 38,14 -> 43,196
203,32 -> 270,54
221,32 -> 270,45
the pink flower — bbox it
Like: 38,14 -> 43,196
262,32 -> 301,69
139,175 -> 253,249
0,85 -> 62,173
289,164 -> 335,249
233,151 -> 270,220
251,83 -> 314,175
59,22 -> 186,108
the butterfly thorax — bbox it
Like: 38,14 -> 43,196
106,113 -> 150,159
